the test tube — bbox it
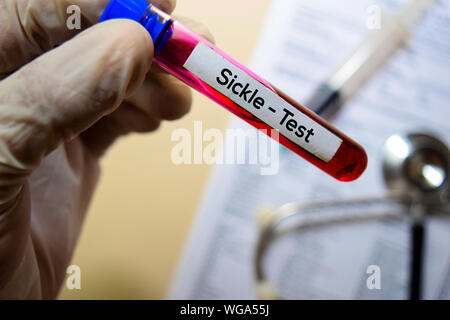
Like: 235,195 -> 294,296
100,0 -> 368,182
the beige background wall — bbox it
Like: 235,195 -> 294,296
59,0 -> 271,299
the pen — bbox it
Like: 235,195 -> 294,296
305,0 -> 436,118
99,0 -> 368,181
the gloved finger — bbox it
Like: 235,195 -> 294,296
80,67 -> 190,157
127,67 -> 193,121
0,0 -> 176,74
101,101 -> 162,134
80,101 -> 162,156
0,19 -> 152,199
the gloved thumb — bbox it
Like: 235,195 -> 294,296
0,19 -> 153,209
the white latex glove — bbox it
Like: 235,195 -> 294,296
0,0 -> 212,299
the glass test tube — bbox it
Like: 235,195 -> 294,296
100,0 -> 368,182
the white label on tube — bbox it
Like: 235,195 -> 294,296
183,42 -> 343,162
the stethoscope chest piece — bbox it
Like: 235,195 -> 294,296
382,133 -> 449,209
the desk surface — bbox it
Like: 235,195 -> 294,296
59,0 -> 271,299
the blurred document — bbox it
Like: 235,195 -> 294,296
168,0 -> 450,299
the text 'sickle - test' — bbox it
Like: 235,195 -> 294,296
99,0 -> 368,181
216,68 -> 316,144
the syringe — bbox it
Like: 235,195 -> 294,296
305,0 -> 436,117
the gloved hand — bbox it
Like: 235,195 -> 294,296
0,0 -> 213,299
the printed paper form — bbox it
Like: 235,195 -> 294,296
168,0 -> 450,299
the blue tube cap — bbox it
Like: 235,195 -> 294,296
99,0 -> 173,53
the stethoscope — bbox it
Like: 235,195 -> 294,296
254,132 -> 449,300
